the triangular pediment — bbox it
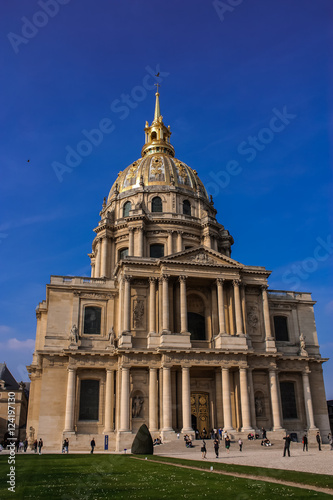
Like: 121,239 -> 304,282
161,246 -> 243,268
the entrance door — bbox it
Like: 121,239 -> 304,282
191,392 -> 209,437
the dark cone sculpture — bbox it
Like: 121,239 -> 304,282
131,424 -> 154,455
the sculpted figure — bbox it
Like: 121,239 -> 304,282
132,396 -> 143,418
70,324 -> 79,343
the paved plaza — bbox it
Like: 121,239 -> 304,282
154,438 -> 333,476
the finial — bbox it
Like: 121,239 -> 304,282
154,83 -> 161,121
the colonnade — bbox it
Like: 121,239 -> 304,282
91,229 -> 228,279
63,363 -> 317,435
118,273 -> 274,342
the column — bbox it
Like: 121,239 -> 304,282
248,368 -> 256,429
240,285 -> 247,335
167,230 -> 173,255
128,228 -> 134,256
149,278 -> 156,334
239,367 -> 252,431
222,367 -> 233,430
162,366 -> 172,430
95,239 -> 101,278
101,237 -> 108,277
302,369 -> 316,429
149,368 -> 158,432
123,276 -> 131,334
91,263 -> 95,278
217,278 -> 226,334
64,368 -> 76,432
181,366 -> 192,432
179,276 -> 188,333
177,231 -> 183,252
138,227 -> 144,257
119,367 -> 130,431
118,278 -> 123,335
104,369 -> 114,433
269,367 -> 283,430
233,280 -> 244,335
162,275 -> 170,332
262,285 -> 272,340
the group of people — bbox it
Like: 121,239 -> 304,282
153,437 -> 162,446
33,438 -> 43,454
201,432 -> 243,459
183,434 -> 193,448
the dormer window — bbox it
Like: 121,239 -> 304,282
152,196 -> 162,213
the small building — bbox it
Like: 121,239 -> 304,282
26,91 -> 330,451
0,363 -> 29,446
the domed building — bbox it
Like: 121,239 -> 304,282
26,91 -> 330,451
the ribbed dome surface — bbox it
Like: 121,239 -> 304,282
108,153 -> 208,202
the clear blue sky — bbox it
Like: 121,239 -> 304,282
1,0 -> 332,398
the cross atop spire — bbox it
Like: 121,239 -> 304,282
154,83 -> 161,121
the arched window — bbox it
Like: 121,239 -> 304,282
274,316 -> 289,341
79,380 -> 99,421
123,201 -> 131,217
280,381 -> 298,419
151,131 -> 157,140
187,294 -> 206,341
183,200 -> 191,215
151,196 -> 162,213
187,312 -> 206,340
119,248 -> 129,260
150,243 -> 164,258
84,306 -> 101,335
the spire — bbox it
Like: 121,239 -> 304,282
141,87 -> 175,157
154,83 -> 161,121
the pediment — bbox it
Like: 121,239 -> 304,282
161,246 -> 243,268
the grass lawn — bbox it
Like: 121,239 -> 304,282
0,454 -> 331,500
146,455 -> 333,490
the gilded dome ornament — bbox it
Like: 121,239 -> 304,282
107,89 -> 209,201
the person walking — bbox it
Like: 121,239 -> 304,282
201,440 -> 207,459
328,434 -> 333,451
225,435 -> 231,454
283,434 -> 291,457
316,432 -> 321,451
213,438 -> 219,458
23,438 -> 28,452
33,439 -> 38,453
262,427 -> 267,440
90,437 -> 96,454
302,434 -> 308,452
238,438 -> 243,452
38,438 -> 43,455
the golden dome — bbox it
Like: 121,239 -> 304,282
108,88 -> 208,202
108,154 -> 209,201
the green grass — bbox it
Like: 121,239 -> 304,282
146,454 -> 333,490
0,454 -> 331,500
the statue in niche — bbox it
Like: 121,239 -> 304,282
299,333 -> 307,355
255,395 -> 264,417
108,326 -> 115,346
133,300 -> 144,328
247,306 -> 259,334
70,324 -> 79,343
132,396 -> 143,418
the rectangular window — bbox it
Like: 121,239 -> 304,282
79,380 -> 99,421
84,306 -> 101,335
280,381 -> 297,419
274,316 -> 289,341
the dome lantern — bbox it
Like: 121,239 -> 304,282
141,85 -> 175,158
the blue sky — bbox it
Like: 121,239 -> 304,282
1,0 -> 332,398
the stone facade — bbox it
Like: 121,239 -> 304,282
26,91 -> 330,451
